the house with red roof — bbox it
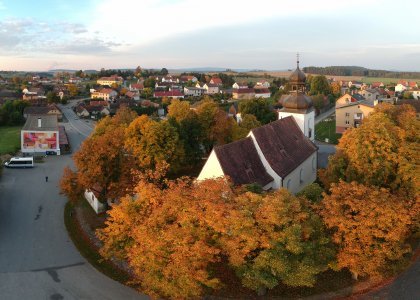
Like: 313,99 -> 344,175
91,88 -> 117,101
232,88 -> 255,100
209,77 -> 222,85
153,90 -> 184,99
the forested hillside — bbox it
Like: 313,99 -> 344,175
303,66 -> 420,79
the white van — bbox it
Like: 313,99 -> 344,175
4,157 -> 34,168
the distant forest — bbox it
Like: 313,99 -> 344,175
302,66 -> 420,79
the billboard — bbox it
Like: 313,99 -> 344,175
22,131 -> 58,151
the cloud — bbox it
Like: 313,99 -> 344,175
88,0 -> 378,49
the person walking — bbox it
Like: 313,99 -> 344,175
45,176 -> 48,182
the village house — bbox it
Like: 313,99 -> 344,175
129,83 -> 144,92
153,90 -> 184,99
23,104 -> 63,121
371,82 -> 384,88
198,60 -> 318,194
125,91 -> 140,101
209,77 -> 223,85
254,88 -> 271,98
255,80 -> 270,88
91,88 -> 117,101
232,88 -> 255,100
412,90 -> 420,100
184,86 -> 205,97
75,105 -> 90,118
97,75 -> 123,86
359,88 -> 380,101
178,75 -> 198,83
395,83 -> 408,93
196,83 -> 219,94
232,82 -> 248,89
335,95 -> 377,133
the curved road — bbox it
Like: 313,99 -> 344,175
0,102 -> 146,299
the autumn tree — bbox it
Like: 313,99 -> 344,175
320,181 -> 413,280
73,108 -> 138,202
67,84 -> 79,97
196,97 -> 233,152
232,114 -> 261,140
60,167 -> 84,203
224,189 -> 335,292
309,75 -> 331,95
330,81 -> 341,96
98,177 -> 232,298
167,99 -> 204,166
125,116 -> 184,173
320,105 -> 419,197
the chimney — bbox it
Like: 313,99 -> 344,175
38,117 -> 42,128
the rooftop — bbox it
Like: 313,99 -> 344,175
22,114 -> 59,131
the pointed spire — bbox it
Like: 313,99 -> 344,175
297,52 -> 300,68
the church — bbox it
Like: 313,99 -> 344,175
197,59 -> 318,194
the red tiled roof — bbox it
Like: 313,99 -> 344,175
90,100 -> 108,107
254,88 -> 270,94
214,137 -> 274,186
154,90 -> 183,97
130,83 -> 144,89
97,88 -> 116,94
408,81 -> 417,87
233,88 -> 255,94
210,77 -> 222,84
251,116 -> 317,178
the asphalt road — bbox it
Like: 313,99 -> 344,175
0,102 -> 146,299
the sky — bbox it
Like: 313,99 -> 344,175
0,0 -> 420,71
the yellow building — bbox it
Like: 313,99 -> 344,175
97,76 -> 123,86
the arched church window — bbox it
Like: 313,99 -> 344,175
299,168 -> 304,184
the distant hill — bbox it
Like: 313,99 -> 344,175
302,66 -> 420,79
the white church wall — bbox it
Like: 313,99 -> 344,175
282,152 -> 317,194
197,149 -> 225,181
278,110 -> 315,141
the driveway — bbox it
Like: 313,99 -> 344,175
0,103 -> 146,299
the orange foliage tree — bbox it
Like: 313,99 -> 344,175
320,181 -> 413,280
98,175 -> 335,298
321,104 -> 419,198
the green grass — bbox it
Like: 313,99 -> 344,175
0,126 -> 21,155
315,119 -> 342,144
64,200 -> 134,286
361,77 -> 418,85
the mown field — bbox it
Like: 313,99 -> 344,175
0,126 -> 21,155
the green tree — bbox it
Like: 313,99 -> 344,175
46,91 -> 59,103
239,98 -> 276,124
160,68 -> 168,76
309,75 -> 331,95
232,114 -> 261,140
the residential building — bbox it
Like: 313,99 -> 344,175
129,83 -> 144,92
23,104 -> 63,121
195,83 -> 219,94
254,88 -> 271,98
209,77 -> 223,85
125,91 -> 140,101
371,82 -> 384,88
232,82 -> 248,89
255,80 -> 270,88
97,75 -> 123,86
335,101 -> 376,133
21,114 -> 60,155
91,88 -> 117,101
412,90 -> 420,100
153,90 -> 184,99
232,88 -> 255,100
178,75 -> 198,83
395,83 -> 408,93
184,86 -> 205,97
359,88 -> 380,101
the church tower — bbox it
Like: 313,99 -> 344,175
278,55 -> 315,141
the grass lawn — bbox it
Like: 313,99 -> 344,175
0,126 -> 21,155
315,119 -> 342,144
64,200 -> 134,286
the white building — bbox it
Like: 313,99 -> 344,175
197,61 -> 317,194
395,83 -> 408,93
21,114 -> 60,155
184,86 -> 205,97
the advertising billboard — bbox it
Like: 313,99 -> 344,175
22,131 -> 58,151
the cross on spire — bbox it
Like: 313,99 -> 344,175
297,52 -> 300,68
